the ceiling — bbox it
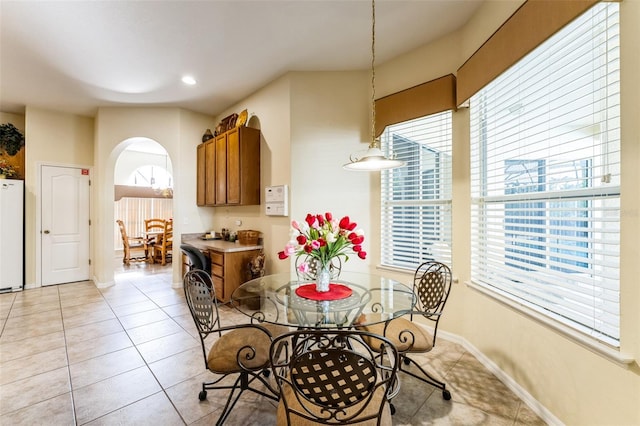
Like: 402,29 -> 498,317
1,0 -> 483,118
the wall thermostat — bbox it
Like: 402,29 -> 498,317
265,185 -> 288,216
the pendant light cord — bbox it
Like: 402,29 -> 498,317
370,0 -> 377,149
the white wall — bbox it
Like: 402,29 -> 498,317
93,107 -> 214,288
114,147 -> 173,185
23,107 -> 94,286
211,71 -> 376,275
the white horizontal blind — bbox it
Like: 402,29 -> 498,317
470,3 -> 620,345
114,198 -> 173,250
380,112 -> 452,270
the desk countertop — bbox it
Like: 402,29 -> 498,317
182,235 -> 263,253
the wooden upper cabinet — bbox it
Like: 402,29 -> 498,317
196,143 -> 206,206
196,126 -> 261,207
215,134 -> 227,205
204,139 -> 216,206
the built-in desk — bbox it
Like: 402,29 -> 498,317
181,236 -> 263,302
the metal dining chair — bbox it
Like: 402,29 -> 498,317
359,261 -> 453,406
270,329 -> 400,425
183,269 -> 279,425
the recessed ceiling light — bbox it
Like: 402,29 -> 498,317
181,75 -> 196,85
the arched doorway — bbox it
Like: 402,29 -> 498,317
113,137 -> 173,270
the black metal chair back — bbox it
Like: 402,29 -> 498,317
270,329 -> 399,425
411,260 -> 452,345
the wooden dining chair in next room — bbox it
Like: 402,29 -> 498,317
153,219 -> 173,265
359,260 -> 453,411
116,219 -> 148,265
144,218 -> 165,245
183,269 -> 279,425
269,329 -> 400,425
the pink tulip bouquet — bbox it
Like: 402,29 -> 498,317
278,212 -> 366,273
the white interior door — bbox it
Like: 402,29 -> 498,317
41,165 -> 90,286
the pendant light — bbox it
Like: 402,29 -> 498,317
343,0 -> 405,171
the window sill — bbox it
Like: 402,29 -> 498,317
465,280 -> 636,367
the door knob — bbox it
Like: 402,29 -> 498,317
43,230 -> 50,234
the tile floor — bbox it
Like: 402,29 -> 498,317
0,260 -> 546,425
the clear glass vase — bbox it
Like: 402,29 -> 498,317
315,265 -> 331,292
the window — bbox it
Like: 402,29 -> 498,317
470,3 -> 620,345
380,112 -> 452,270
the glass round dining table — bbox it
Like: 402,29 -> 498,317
230,271 -> 417,329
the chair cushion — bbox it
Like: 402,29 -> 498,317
207,327 -> 271,373
360,316 -> 433,353
276,381 -> 392,426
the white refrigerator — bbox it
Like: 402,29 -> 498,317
0,179 -> 24,292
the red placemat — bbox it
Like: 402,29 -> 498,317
295,283 -> 353,301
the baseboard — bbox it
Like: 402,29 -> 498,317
436,328 -> 564,426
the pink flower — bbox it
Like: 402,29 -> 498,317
291,220 -> 300,231
297,262 -> 310,274
310,240 -> 321,250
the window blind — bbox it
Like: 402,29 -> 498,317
114,198 -> 173,250
380,111 -> 453,270
470,3 -> 620,345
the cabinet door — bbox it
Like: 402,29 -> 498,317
196,143 -> 206,206
226,128 -> 241,204
215,134 -> 227,205
204,139 -> 216,205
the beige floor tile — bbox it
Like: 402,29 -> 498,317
0,346 -> 68,385
515,402 -> 548,426
0,315 -> 63,343
12,286 -> 58,302
108,299 -> 158,317
118,308 -> 170,329
10,292 -> 58,309
85,391 -> 184,426
165,371 -> 226,424
103,291 -> 152,308
64,318 -> 124,345
0,391 -> 74,425
408,392 -> 514,426
190,394 -> 278,426
446,353 -> 522,421
69,346 -> 145,388
60,293 -> 105,309
148,346 -> 204,388
148,292 -> 186,308
161,302 -> 191,318
126,318 -> 183,345
136,329 -> 200,364
172,313 -> 200,338
73,366 -> 161,425
0,330 -> 65,363
67,330 -> 134,365
61,300 -> 110,317
3,307 -> 62,329
0,366 -> 70,414
63,307 -> 117,329
6,300 -> 60,318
